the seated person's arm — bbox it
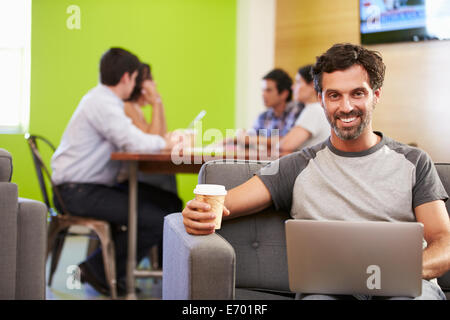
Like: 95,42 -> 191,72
124,102 -> 151,133
182,176 -> 272,235
236,134 -> 269,148
415,200 -> 450,279
124,101 -> 178,150
278,126 -> 311,152
140,80 -> 168,137
124,80 -> 167,137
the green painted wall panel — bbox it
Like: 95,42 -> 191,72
0,0 -> 236,205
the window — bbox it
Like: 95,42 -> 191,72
0,0 -> 31,133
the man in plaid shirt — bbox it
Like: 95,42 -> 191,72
250,69 -> 304,137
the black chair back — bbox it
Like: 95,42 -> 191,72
25,133 -> 68,216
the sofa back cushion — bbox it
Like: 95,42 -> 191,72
198,160 -> 291,293
0,148 -> 13,182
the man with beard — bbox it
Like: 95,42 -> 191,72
181,43 -> 450,300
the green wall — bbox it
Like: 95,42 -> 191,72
0,0 -> 236,205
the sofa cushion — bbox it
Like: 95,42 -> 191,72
0,148 -> 13,182
218,209 -> 291,292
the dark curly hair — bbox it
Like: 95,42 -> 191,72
312,43 -> 386,94
297,64 -> 314,84
263,68 -> 293,102
126,63 -> 152,102
100,47 -> 140,86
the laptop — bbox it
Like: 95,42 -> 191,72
285,219 -> 423,297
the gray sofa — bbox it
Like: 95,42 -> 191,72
0,148 -> 47,300
162,160 -> 450,300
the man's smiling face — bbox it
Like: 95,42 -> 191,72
319,64 -> 381,141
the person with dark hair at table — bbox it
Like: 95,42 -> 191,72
119,62 -> 179,194
51,48 -> 182,296
124,63 -> 166,136
250,68 -> 303,137
278,64 -> 330,152
227,68 -> 303,150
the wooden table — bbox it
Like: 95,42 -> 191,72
111,147 -> 283,299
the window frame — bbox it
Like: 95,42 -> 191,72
0,0 -> 31,134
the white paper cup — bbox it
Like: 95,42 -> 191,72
194,184 -> 227,229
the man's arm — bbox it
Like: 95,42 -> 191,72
279,126 -> 311,152
235,135 -> 274,150
182,176 -> 272,235
124,102 -> 151,133
415,200 -> 450,279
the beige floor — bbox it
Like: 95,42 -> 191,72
45,233 -> 162,300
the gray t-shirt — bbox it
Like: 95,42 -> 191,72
257,132 -> 448,222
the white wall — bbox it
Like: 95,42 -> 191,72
235,0 -> 276,129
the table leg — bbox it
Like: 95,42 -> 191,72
126,160 -> 138,300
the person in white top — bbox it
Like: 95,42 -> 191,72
120,63 -> 178,194
51,48 -> 182,297
124,63 -> 167,137
279,64 -> 330,152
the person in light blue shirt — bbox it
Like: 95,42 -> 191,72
51,48 -> 182,297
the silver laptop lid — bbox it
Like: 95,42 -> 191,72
285,219 -> 423,297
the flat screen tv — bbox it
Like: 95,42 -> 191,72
360,0 -> 450,45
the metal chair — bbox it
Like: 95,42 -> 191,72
25,133 -> 118,299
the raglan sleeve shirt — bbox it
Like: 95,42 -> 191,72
87,88 -> 166,152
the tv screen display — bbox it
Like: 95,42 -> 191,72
360,0 -> 450,44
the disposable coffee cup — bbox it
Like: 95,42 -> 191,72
193,184 -> 227,229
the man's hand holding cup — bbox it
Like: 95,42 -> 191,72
182,184 -> 230,235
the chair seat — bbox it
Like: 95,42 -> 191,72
53,214 -> 111,229
46,213 -> 118,298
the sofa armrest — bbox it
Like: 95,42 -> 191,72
15,198 -> 47,300
0,182 -> 18,299
162,212 -> 235,300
